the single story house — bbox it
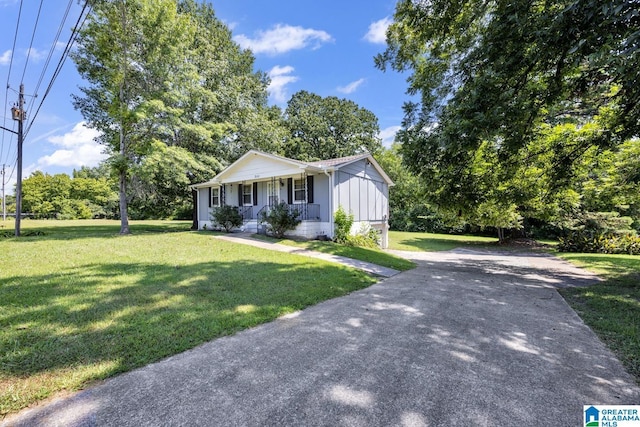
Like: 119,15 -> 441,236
190,150 -> 394,248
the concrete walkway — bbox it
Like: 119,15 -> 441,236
213,233 -> 401,278
4,250 -> 639,426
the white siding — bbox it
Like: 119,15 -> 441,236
219,154 -> 305,183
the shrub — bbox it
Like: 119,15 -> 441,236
334,206 -> 353,244
345,224 -> 380,248
557,211 -> 639,254
259,202 -> 301,238
211,205 -> 242,232
559,233 -> 640,255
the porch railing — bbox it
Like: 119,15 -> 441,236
256,203 -> 320,221
239,206 -> 253,222
210,206 -> 253,223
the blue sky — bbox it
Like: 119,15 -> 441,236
0,0 -> 409,193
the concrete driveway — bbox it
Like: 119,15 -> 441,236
5,249 -> 639,426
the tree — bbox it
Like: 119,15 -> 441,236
20,171 -> 116,219
175,0 -> 286,164
73,0 -> 196,233
74,1 -> 286,223
283,91 -> 382,161
377,0 -> 640,232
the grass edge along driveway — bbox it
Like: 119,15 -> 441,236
0,221 -> 377,416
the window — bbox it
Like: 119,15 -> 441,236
211,188 -> 220,207
294,178 -> 306,203
243,184 -> 252,206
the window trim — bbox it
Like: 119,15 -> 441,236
211,187 -> 220,207
293,178 -> 306,204
242,183 -> 253,206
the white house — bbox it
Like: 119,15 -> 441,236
190,150 -> 394,248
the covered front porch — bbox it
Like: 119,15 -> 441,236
198,172 -> 332,238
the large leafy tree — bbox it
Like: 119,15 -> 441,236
73,0 -> 286,223
73,0 -> 195,233
283,90 -> 382,161
175,0 -> 286,163
377,0 -> 639,230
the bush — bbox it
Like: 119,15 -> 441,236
345,224 -> 380,248
259,202 -> 301,238
557,211 -> 639,254
334,206 -> 354,244
211,205 -> 242,232
559,232 -> 640,255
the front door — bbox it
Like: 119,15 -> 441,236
267,181 -> 279,206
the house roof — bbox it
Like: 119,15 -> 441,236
190,150 -> 394,188
306,153 -> 369,168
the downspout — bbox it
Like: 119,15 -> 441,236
192,186 -> 200,229
322,167 -> 334,239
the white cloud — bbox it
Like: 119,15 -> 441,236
234,24 -> 333,55
379,125 -> 401,148
267,65 -> 299,103
223,20 -> 238,31
0,50 -> 11,65
337,78 -> 365,94
364,17 -> 392,44
25,47 -> 46,62
37,122 -> 107,168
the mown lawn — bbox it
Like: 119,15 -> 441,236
0,220 -> 377,416
557,253 -> 640,382
251,234 -> 415,271
388,230 -> 500,251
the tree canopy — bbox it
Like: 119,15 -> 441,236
72,0 -> 284,224
283,90 -> 382,161
377,0 -> 640,235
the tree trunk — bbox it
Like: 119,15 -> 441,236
118,169 -> 130,235
118,75 -> 130,235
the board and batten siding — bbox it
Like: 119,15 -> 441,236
335,159 -> 388,222
312,173 -> 330,222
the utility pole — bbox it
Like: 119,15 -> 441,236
11,84 -> 25,237
1,164 -> 5,222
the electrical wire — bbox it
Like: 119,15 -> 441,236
32,0 -> 74,98
25,1 -> 92,139
1,0 -> 23,168
20,0 -> 44,84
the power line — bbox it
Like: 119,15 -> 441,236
20,0 -> 44,84
32,0 -> 74,98
25,1 -> 92,138
0,0 -> 23,171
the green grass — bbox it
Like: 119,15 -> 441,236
388,230 -> 501,252
0,220 -> 377,416
250,234 -> 415,271
557,253 -> 640,382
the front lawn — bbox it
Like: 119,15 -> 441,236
0,220 -> 377,416
557,253 -> 640,382
388,230 -> 500,251
251,235 -> 415,271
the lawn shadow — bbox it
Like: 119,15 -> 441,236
1,257 -> 375,414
